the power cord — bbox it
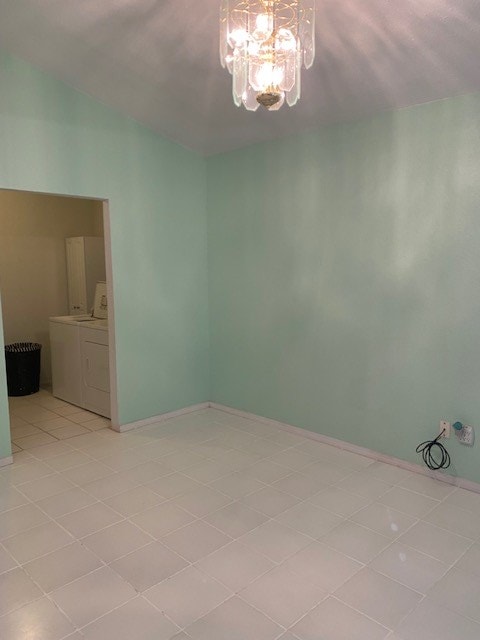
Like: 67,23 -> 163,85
416,430 -> 451,470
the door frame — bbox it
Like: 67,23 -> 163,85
0,190 -> 119,448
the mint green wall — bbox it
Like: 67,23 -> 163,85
0,51 -> 209,458
3,50 -> 480,485
207,94 -> 480,483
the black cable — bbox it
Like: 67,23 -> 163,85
416,430 -> 451,470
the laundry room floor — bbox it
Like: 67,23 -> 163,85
9,389 -> 111,452
1,406 -> 480,639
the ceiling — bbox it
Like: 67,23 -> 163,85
1,0 -> 479,155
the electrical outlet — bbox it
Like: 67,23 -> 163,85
456,424 -> 475,446
439,420 -> 451,438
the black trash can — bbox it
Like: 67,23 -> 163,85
4,342 -> 42,397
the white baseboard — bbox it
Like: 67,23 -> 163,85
209,402 -> 480,495
114,402 -> 210,433
0,455 -> 13,468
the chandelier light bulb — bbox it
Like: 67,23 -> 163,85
220,0 -> 316,111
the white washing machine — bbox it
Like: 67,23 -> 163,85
80,322 -> 110,418
50,283 -> 110,418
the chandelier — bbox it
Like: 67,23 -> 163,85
220,1 -> 315,111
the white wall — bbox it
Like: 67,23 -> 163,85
0,190 -> 104,383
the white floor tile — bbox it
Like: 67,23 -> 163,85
244,459 -> 292,484
62,461 -> 113,486
3,402 -> 480,640
36,487 -> 97,518
44,450 -> 94,472
0,596 -> 75,640
49,423 -> 91,440
82,520 -> 152,563
0,567 -> 42,616
363,461 -> 413,484
398,475 -> 455,500
195,541 -> 275,592
145,565 -> 231,627
28,441 -> 75,460
50,566 -> 137,627
104,485 -> 163,517
67,410 -> 99,424
161,450 -> 207,472
291,596 -> 390,640
454,542 -> 480,576
182,458 -> 234,484
209,470 -> 266,499
396,597 -> 480,640
1,459 -> 52,484
146,472 -> 204,500
97,448 -> 153,472
321,521 -> 391,563
24,542 -> 102,592
33,417 -> 81,432
17,473 -> 76,501
337,472 -> 392,500
240,564 -> 326,627
284,541 -> 363,592
334,568 -> 422,628
185,596 -> 282,640
120,460 -> 176,485
428,567 -> 480,622
272,471 -> 327,499
398,521 -> 473,564
351,503 -> 418,539
275,501 -> 342,539
318,447 -> 374,470
110,541 -> 188,591
240,520 -> 312,562
445,487 -> 480,513
378,487 -> 440,518
10,424 -> 44,439
3,520 -> 73,564
59,503 -> 122,540
423,502 -> 480,539
265,449 -> 317,471
35,396 -> 72,410
82,471 -> 138,500
131,501 -> 196,539
12,432 -> 59,450
81,597 -> 179,640
0,544 -> 17,574
369,542 -> 448,593
241,486 -> 299,517
83,417 -> 111,431
12,406 -> 59,423
162,520 -> 232,563
0,503 -> 50,540
54,404 -> 88,417
205,501 -> 268,538
174,485 -> 232,518
301,460 -> 352,484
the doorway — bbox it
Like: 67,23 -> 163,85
0,189 -> 118,454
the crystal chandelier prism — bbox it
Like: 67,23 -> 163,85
220,0 -> 315,111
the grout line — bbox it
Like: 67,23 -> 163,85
3,399 -> 480,637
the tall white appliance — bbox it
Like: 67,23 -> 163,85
50,282 -> 110,418
66,236 -> 106,315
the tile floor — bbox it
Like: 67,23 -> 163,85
1,395 -> 480,639
9,390 -> 111,453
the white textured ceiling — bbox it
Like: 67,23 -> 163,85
1,0 -> 479,155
